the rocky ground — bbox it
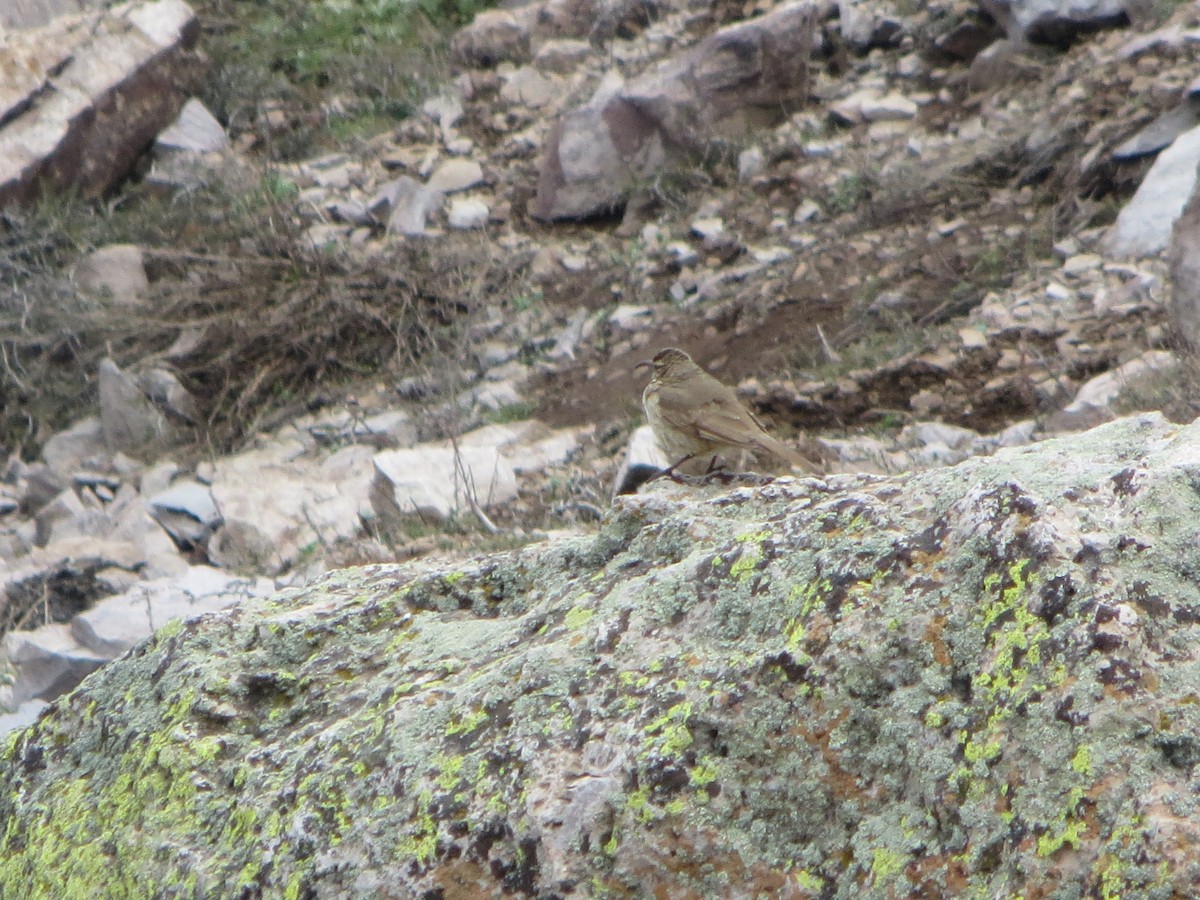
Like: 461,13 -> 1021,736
1,0 -> 1200,732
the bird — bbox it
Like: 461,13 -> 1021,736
637,347 -> 820,477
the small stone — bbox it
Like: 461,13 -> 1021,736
533,39 -> 592,73
959,328 -> 988,349
448,197 -> 490,229
737,146 -> 765,181
427,159 -> 485,194
72,245 -> 149,306
1062,253 -> 1102,276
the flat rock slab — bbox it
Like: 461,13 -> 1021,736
371,445 -> 518,524
69,565 -> 275,658
1105,122 -> 1200,257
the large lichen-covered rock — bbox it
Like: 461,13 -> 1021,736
4,414 -> 1200,897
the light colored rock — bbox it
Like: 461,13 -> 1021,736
372,445 -> 518,524
307,409 -> 417,449
1,1 -> 103,30
427,158 -> 485,194
832,89 -> 917,124
1111,103 -> 1200,161
1051,351 -> 1177,432
838,0 -> 906,49
901,422 -> 980,451
534,3 -> 824,221
72,244 -> 149,305
499,66 -> 560,108
533,38 -> 592,73
451,9 -> 533,67
41,416 -> 108,478
3,624 -> 108,708
98,357 -> 169,456
0,0 -> 199,204
0,700 -> 48,737
382,176 -> 443,236
860,92 -> 918,122
154,97 -> 227,152
1169,180 -> 1200,354
988,0 -> 1129,44
737,146 -> 765,181
136,367 -> 200,426
207,442 -> 374,574
611,424 -> 669,496
421,93 -> 463,132
69,565 -> 274,658
454,421 -> 585,475
148,480 -> 220,548
547,308 -> 590,361
463,379 -> 524,412
608,305 -> 653,332
1105,123 -> 1200,258
33,488 -> 90,546
448,196 -> 490,229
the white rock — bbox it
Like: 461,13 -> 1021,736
72,244 -> 149,305
901,422 -> 979,450
70,566 -> 275,658
41,416 -> 108,478
1062,253 -> 1102,276
3,624 -> 108,707
860,92 -> 918,121
371,446 -> 518,523
608,305 -> 654,332
155,97 -> 228,153
207,442 -> 374,574
422,93 -> 464,131
612,437 -> 667,501
448,196 -> 490,229
382,177 -> 443,236
499,66 -> 560,108
533,39 -> 592,73
737,146 -> 765,180
1053,351 -> 1177,431
148,480 -> 220,547
0,700 -> 49,736
690,217 -> 725,241
427,158 -> 485,194
793,199 -> 821,223
1106,123 -> 1200,257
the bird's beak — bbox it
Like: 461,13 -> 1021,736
634,358 -> 653,373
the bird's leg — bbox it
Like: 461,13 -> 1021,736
704,455 -> 722,474
648,454 -> 695,483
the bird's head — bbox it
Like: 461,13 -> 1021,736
636,347 -> 695,379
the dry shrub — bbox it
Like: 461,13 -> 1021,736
0,197 -> 529,458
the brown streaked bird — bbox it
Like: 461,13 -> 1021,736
638,347 -> 820,476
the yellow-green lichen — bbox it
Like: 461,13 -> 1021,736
565,606 -> 596,631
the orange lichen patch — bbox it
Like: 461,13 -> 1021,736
432,857 -> 495,898
796,707 -> 865,802
924,614 -> 953,667
908,851 -> 970,896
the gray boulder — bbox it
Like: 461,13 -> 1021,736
1169,178 -> 1200,353
1105,122 -> 1200,258
984,0 -> 1129,45
6,415 -> 1200,896
534,1 -> 830,220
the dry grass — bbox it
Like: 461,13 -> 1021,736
0,180 -> 529,458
